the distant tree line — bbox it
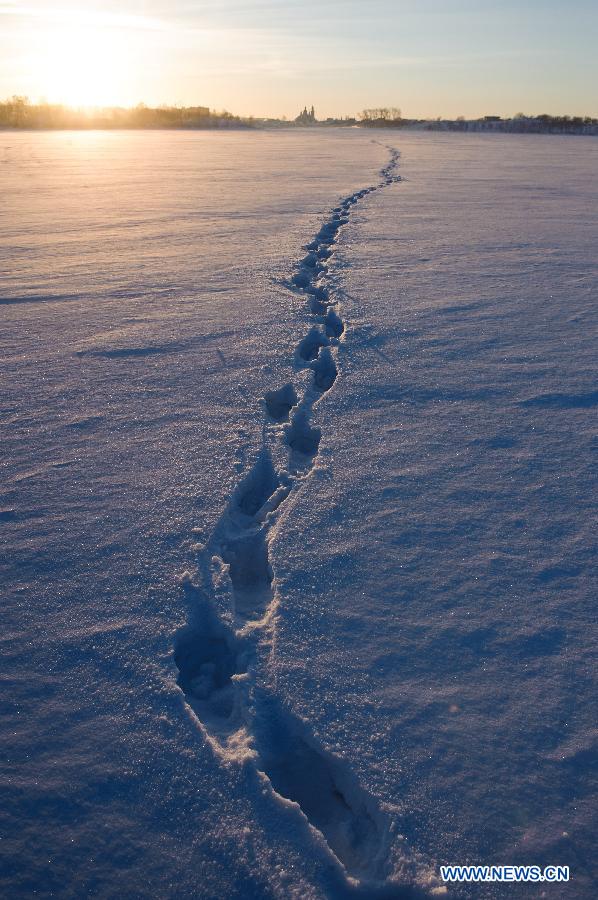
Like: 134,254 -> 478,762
1,97 -> 596,135
359,108 -> 402,126
360,109 -> 598,135
0,97 -> 252,129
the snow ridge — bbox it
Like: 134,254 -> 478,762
174,148 -> 404,890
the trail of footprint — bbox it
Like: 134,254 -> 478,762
216,451 -> 287,621
263,383 -> 298,422
175,147 -> 407,889
174,595 -> 243,738
254,692 -> 391,883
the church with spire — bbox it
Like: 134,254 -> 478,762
295,105 -> 316,124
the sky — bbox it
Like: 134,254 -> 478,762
0,0 -> 596,118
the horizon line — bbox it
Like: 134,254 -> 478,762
2,97 -> 597,123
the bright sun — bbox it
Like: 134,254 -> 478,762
37,23 -> 130,108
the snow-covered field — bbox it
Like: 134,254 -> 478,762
1,129 -> 596,899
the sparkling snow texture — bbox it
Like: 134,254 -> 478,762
1,129 -> 596,898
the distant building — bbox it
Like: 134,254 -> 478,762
295,105 -> 316,124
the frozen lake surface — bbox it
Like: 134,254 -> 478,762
1,129 -> 596,898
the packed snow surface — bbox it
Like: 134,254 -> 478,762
1,129 -> 596,899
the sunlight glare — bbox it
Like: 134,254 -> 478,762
36,23 -> 130,108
